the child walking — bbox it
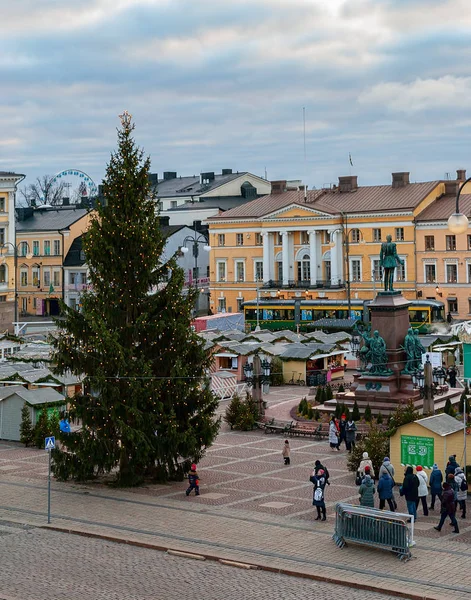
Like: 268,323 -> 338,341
282,439 -> 291,465
186,463 -> 200,496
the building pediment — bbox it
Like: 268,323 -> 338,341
261,203 -> 335,221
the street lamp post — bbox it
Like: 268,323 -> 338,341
0,242 -> 33,330
243,350 -> 271,417
448,176 -> 471,234
180,226 -> 211,310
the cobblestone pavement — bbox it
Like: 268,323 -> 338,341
0,521 -> 398,600
1,390 -> 471,600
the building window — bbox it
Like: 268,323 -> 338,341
0,197 -> 5,212
0,228 -> 5,246
448,299 -> 458,313
32,268 -> 40,287
236,233 -> 244,246
20,242 -> 28,256
396,261 -> 406,281
53,270 -> 60,287
20,270 -> 28,286
446,235 -> 456,251
446,263 -> 458,283
0,295 -> 6,302
468,263 -> 471,283
235,261 -> 245,282
217,297 -> 226,313
468,299 -> 471,314
170,201 -> 177,209
351,259 -> 361,282
44,270 -> 51,286
254,261 -> 263,282
44,240 -> 51,256
425,264 -> 436,283
54,240 -> 61,255
372,259 -> 383,281
0,265 -> 5,283
350,229 -> 360,243
297,254 -> 310,281
425,236 -> 435,251
217,234 -> 225,247
373,229 -> 381,242
33,241 -> 39,256
301,231 -> 309,244
236,298 -> 244,312
395,227 -> 404,241
255,233 -> 263,245
217,261 -> 226,282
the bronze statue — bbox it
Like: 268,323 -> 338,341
403,327 -> 418,373
361,329 -> 391,375
379,234 -> 404,292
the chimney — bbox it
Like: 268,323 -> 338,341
338,176 -> 358,193
62,197 -> 70,206
222,169 -> 232,175
392,172 -> 410,188
148,173 -> 158,184
163,172 -> 177,181
457,169 -> 466,181
271,180 -> 287,195
200,172 -> 215,184
445,181 -> 459,196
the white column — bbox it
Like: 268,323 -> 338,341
7,191 -> 15,246
282,231 -> 290,286
309,230 -> 317,286
262,232 -> 271,282
330,229 -> 339,286
337,231 -> 344,283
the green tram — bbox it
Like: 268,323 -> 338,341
243,298 -> 445,333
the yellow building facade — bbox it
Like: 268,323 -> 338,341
0,171 -> 25,330
16,206 -> 91,316
208,174 -> 445,316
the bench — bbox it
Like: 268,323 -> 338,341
290,423 -> 325,439
264,420 -> 294,434
255,417 -> 274,430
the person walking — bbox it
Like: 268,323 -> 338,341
359,474 -> 376,507
377,471 -> 395,511
446,455 -> 459,476
434,482 -> 459,533
447,366 -> 457,388
401,466 -> 419,521
185,463 -> 200,496
345,418 -> 357,452
379,457 -> 397,509
282,439 -> 291,465
314,459 -> 330,485
310,468 -> 327,520
415,466 -> 429,516
454,467 -> 467,518
329,417 -> 340,451
429,464 -> 443,510
358,452 -> 375,479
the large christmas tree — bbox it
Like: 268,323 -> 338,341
51,114 -> 219,486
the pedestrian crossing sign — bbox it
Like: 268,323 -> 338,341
45,436 -> 55,451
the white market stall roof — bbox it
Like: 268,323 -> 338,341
414,413 -> 464,437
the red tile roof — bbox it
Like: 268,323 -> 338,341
212,181 -> 441,220
416,193 -> 471,221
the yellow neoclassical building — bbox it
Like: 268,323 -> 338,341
208,173 -> 447,324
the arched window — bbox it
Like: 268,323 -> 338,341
350,229 -> 361,243
297,253 -> 310,282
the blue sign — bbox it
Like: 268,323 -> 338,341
45,436 -> 55,451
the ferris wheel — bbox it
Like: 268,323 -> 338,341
52,169 -> 98,203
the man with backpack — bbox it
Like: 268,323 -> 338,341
454,467 -> 467,518
310,468 -> 327,521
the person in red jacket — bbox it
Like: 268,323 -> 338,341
186,463 -> 200,496
434,482 -> 459,533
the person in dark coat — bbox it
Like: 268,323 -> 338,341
434,483 -> 459,533
310,469 -> 327,520
447,366 -> 457,388
377,472 -> 395,511
345,419 -> 357,452
359,474 -> 376,507
314,460 -> 330,485
338,414 -> 347,450
429,464 -> 443,510
401,466 -> 419,520
445,455 -> 459,476
185,463 -> 200,496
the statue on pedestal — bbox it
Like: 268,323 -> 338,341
361,329 -> 392,375
403,327 -> 417,373
380,234 -> 405,292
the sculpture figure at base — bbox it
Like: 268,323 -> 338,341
403,327 -> 418,373
361,329 -> 392,375
380,234 -> 405,292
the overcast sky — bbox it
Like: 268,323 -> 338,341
2,0 -> 471,192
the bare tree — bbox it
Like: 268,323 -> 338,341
19,175 -> 66,207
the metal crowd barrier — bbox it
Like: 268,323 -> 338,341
333,503 -> 414,561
